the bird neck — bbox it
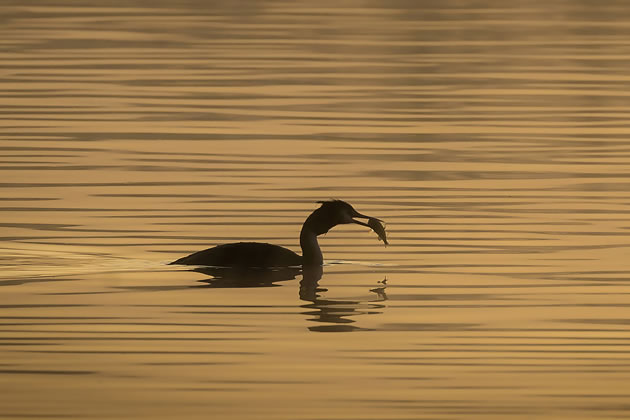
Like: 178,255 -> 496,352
300,225 -> 323,266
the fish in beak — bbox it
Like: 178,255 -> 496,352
351,210 -> 388,245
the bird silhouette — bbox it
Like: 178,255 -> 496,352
170,200 -> 384,267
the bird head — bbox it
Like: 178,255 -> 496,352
307,199 -> 378,235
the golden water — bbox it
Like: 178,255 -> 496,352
2,1 -> 630,419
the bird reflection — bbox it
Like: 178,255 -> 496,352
191,265 -> 387,332
193,266 -> 301,288
299,266 -> 387,332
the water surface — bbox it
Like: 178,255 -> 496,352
2,1 -> 630,419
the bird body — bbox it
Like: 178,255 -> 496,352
170,242 -> 303,267
170,200 -> 385,268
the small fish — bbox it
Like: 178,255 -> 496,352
368,217 -> 388,246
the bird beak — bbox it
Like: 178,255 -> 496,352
350,208 -> 388,245
351,210 -> 377,227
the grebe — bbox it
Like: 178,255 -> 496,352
170,200 -> 385,267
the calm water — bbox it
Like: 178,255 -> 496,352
3,1 -> 630,419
